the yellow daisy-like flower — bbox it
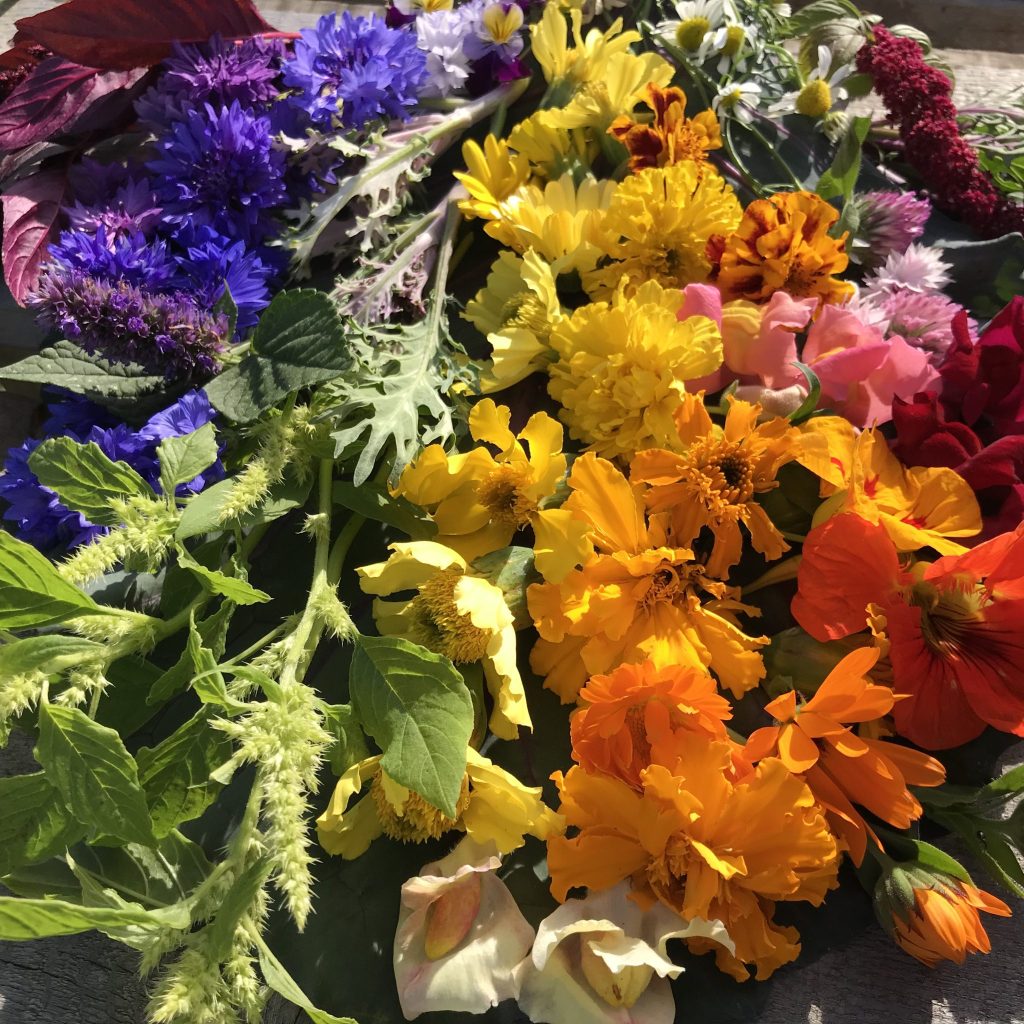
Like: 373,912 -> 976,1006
531,3 -> 640,91
455,135 -> 531,223
393,400 -> 585,574
583,161 -> 743,301
547,279 -> 723,461
463,249 -> 562,392
317,747 -> 563,859
358,540 -> 530,739
507,111 -> 597,180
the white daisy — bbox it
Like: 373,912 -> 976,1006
712,80 -> 763,125
769,45 -> 854,122
709,15 -> 760,74
658,0 -> 726,56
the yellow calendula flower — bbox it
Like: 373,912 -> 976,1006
393,400 -> 585,575
799,417 -> 982,554
547,279 -> 723,461
317,748 -> 563,859
455,135 -> 531,222
531,3 -> 640,91
463,249 -> 562,392
584,161 -> 743,301
358,540 -> 530,739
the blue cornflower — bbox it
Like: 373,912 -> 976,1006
49,228 -> 176,290
147,101 -> 288,244
64,175 -> 163,240
282,12 -> 427,131
139,389 -> 224,492
136,34 -> 285,126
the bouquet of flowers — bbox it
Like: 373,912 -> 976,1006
0,1 -> 1022,1021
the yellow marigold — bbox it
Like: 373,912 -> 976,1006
547,279 -> 723,461
463,249 -> 562,392
527,453 -> 768,702
714,190 -> 855,307
455,135 -> 531,223
547,733 -> 839,981
318,747 -> 563,858
609,83 -> 722,173
583,162 -> 742,301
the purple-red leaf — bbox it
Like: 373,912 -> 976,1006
2,167 -> 70,305
0,58 -> 101,151
15,0 -> 274,72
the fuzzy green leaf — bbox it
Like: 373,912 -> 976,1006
816,115 -> 871,202
322,703 -> 371,776
349,635 -> 472,817
35,703 -> 155,846
157,423 -> 219,495
0,895 -> 188,939
0,635 -> 104,676
175,473 -> 312,540
175,548 -> 271,605
257,939 -> 357,1024
28,437 -> 155,525
0,773 -> 88,875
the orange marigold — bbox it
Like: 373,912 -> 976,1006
547,734 -> 839,981
713,190 -> 855,307
744,647 -> 946,865
570,660 -> 732,788
608,83 -> 722,173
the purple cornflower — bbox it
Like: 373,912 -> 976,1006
282,12 -> 428,130
136,34 -> 285,126
64,175 -> 163,239
32,267 -> 227,381
850,190 -> 932,270
49,228 -> 176,290
147,101 -> 288,244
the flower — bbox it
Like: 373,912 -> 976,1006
48,228 -> 176,290
608,83 -> 722,174
718,289 -> 817,386
527,453 -> 767,702
662,0 -> 726,54
777,45 -> 852,121
393,399 -> 578,570
455,134 -> 531,222
570,660 -> 731,788
546,280 -> 723,460
863,288 -> 975,365
514,882 -> 734,1024
283,12 -> 427,130
463,2 -> 526,64
316,747 -> 562,857
393,838 -> 535,1018
792,513 -> 1024,749
463,248 -> 562,391
863,243 -> 952,297
631,394 -> 811,576
849,190 -> 931,270
415,8 -> 473,97
31,269 -> 227,380
147,101 -> 288,245
547,733 -> 839,981
712,80 -> 762,124
745,646 -> 945,865
713,190 -> 854,307
584,162 -> 742,301
64,169 -> 162,239
358,540 -> 531,739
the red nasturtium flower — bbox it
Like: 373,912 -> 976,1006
792,513 -> 1024,749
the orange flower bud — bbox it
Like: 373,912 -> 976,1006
423,870 -> 482,961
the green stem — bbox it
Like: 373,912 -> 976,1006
327,514 -> 367,586
223,624 -> 289,668
152,596 -> 209,645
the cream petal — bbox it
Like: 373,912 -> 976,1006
358,542 -> 468,596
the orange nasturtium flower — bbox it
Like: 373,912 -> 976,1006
712,190 -> 855,307
608,83 -> 722,173
744,646 -> 945,865
569,660 -> 732,789
527,452 -> 768,703
547,734 -> 839,981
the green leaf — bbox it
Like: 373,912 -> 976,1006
0,340 -> 167,400
256,938 -> 357,1024
788,362 -> 823,425
0,530 -> 104,629
322,703 -> 371,776
816,115 -> 871,202
35,703 -> 155,847
0,895 -> 188,939
332,480 -> 436,538
206,857 -> 272,962
175,548 -> 271,605
0,635 -> 104,676
28,438 -> 155,526
784,0 -> 865,36
147,609 -> 234,706
0,773 -> 88,875
980,763 -> 1024,804
205,290 -> 351,423
137,710 -> 233,838
907,839 -> 973,884
214,285 -> 239,342
349,635 -> 472,817
158,423 -> 219,495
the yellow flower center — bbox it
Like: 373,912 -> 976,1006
370,769 -> 471,842
677,16 -> 711,51
500,290 -> 551,337
686,437 -> 756,516
909,582 -> 987,658
718,87 -> 743,109
722,24 -> 746,56
796,79 -> 833,118
412,569 -> 493,663
477,462 -> 537,530
640,560 -> 724,612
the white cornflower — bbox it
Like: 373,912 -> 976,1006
416,9 -> 472,98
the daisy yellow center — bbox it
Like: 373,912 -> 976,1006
370,769 -> 471,842
500,291 -> 551,336
718,87 -> 743,109
796,79 -> 832,118
722,24 -> 746,56
412,569 -> 493,663
677,16 -> 711,51
478,462 -> 537,529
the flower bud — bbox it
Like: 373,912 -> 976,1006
579,935 -> 655,1009
423,870 -> 482,961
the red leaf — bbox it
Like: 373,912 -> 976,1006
0,58 -> 93,151
15,0 -> 274,72
2,167 -> 70,305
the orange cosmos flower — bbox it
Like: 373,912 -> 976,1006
632,394 -> 811,577
712,190 -> 855,307
547,734 -> 839,981
527,452 -> 768,703
608,83 -> 722,173
793,514 -> 1024,749
570,660 -> 732,788
744,647 -> 945,865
